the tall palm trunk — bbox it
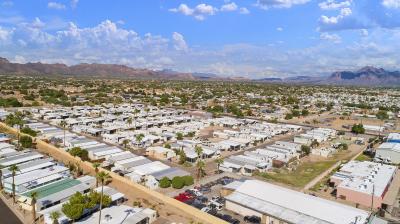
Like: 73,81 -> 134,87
32,200 -> 36,222
98,181 -> 104,224
0,170 -> 3,190
12,175 -> 16,204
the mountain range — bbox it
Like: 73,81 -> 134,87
0,57 -> 399,86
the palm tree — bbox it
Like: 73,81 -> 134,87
135,134 -> 144,148
0,165 -> 4,190
122,139 -> 130,150
195,146 -> 203,160
196,160 -> 205,183
49,211 -> 60,224
97,171 -> 111,224
30,191 -> 38,222
127,117 -> 133,129
215,158 -> 224,173
92,162 -> 101,187
60,120 -> 67,148
9,164 -> 19,204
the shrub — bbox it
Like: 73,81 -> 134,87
171,176 -> 185,189
159,177 -> 171,188
20,135 -> 33,148
182,175 -> 194,186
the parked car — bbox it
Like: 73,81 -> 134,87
244,215 -> 261,223
230,218 -> 240,224
201,206 -> 211,213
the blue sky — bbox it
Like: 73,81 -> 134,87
0,0 -> 400,78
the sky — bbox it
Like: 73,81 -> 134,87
0,0 -> 400,78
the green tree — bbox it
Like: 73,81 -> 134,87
62,193 -> 85,222
20,135 -> 33,148
301,145 -> 311,155
195,146 -> 203,160
30,191 -> 38,222
171,176 -> 185,189
178,150 -> 186,164
97,171 -> 111,224
60,120 -> 67,147
9,164 -> 20,204
159,177 -> 171,188
92,162 -> 101,187
50,211 -> 60,224
351,124 -> 365,134
182,175 -> 194,186
176,132 -> 183,140
196,160 -> 206,183
376,110 -> 389,120
122,139 -> 130,150
214,158 -> 224,173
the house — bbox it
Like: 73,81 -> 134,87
330,161 -> 397,208
18,176 -> 95,211
224,180 -> 370,224
375,142 -> 400,164
146,146 -> 176,160
3,165 -> 70,194
75,205 -> 157,224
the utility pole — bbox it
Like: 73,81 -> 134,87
371,184 -> 375,212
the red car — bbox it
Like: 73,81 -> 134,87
174,192 -> 194,202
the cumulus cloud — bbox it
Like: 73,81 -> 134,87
71,0 -> 79,9
320,32 -> 342,43
320,7 -> 352,24
169,3 -> 217,20
221,2 -> 238,11
47,2 -> 66,10
255,0 -> 311,9
319,0 -> 351,10
382,0 -> 400,9
172,32 -> 188,52
276,27 -> 283,31
239,7 -> 250,14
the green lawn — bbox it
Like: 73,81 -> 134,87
354,153 -> 372,162
257,149 -> 354,188
258,160 -> 337,188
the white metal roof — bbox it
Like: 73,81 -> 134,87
226,180 -> 369,224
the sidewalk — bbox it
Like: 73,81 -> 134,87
0,192 -> 31,224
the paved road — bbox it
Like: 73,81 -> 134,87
0,199 -> 22,224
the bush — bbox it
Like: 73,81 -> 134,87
20,135 -> 33,148
21,127 -> 37,137
182,175 -> 194,186
159,177 -> 171,188
171,176 -> 185,189
301,145 -> 311,155
351,124 -> 365,134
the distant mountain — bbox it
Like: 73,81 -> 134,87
0,57 -> 214,80
327,66 -> 400,85
256,66 -> 400,86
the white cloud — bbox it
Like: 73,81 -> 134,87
382,0 -> 400,9
47,2 -> 66,10
172,32 -> 188,52
319,0 -> 351,10
169,4 -> 194,16
320,7 -> 352,24
255,0 -> 311,9
221,2 -> 238,11
320,32 -> 342,43
239,7 -> 250,14
360,29 -> 369,36
71,0 -> 79,9
276,27 -> 283,31
0,26 -> 12,42
1,1 -> 13,7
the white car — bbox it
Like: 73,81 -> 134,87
201,206 -> 211,213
